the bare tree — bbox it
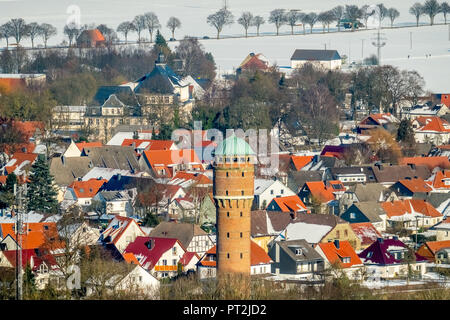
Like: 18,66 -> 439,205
97,24 -> 118,45
238,12 -> 253,37
387,8 -> 400,27
26,22 -> 40,48
285,11 -> 300,35
344,5 -> 362,31
117,21 -> 136,44
410,3 -> 424,27
305,13 -> 318,34
331,6 -> 345,31
0,23 -> 12,47
207,7 -> 234,39
361,5 -> 374,29
63,24 -> 79,46
441,2 -> 450,24
166,17 -> 181,39
423,0 -> 441,25
299,13 -> 309,34
251,15 -> 265,36
133,15 -> 147,42
144,12 -> 161,43
377,3 -> 388,26
318,11 -> 334,33
8,18 -> 29,45
269,9 -> 287,35
39,23 -> 57,48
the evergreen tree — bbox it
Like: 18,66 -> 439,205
0,173 -> 17,208
26,155 -> 58,213
397,119 -> 415,144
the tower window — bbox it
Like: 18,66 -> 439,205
227,232 -> 230,238
242,172 -> 244,177
240,232 -> 243,238
240,212 -> 243,217
241,191 -> 244,195
240,253 -> 243,259
226,190 -> 228,195
227,253 -> 230,259
227,212 -> 230,217
226,172 -> 229,177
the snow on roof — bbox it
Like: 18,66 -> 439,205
254,179 -> 276,195
82,167 -> 146,181
276,222 -> 332,243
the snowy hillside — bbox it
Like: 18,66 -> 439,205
1,0 -> 449,92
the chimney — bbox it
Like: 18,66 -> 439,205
334,239 -> 340,249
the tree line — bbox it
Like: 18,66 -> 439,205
208,0 -> 450,39
1,1 -> 449,50
0,18 -> 57,48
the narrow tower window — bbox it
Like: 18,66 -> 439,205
242,172 -> 245,177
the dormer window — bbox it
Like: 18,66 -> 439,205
341,257 -> 351,264
295,248 -> 302,255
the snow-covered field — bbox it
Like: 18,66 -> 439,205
1,0 -> 449,92
195,24 -> 450,93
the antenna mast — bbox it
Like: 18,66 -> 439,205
14,184 -> 24,300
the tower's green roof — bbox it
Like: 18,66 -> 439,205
214,135 -> 255,156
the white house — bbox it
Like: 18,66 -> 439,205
290,49 -> 342,70
93,189 -> 137,217
99,216 -> 147,253
253,179 -> 296,210
114,265 -> 160,298
413,116 -> 450,145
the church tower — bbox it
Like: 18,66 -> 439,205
213,136 -> 255,275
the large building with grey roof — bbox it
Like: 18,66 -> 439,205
290,49 -> 342,70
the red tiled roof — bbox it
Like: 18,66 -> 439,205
170,171 -> 212,186
396,177 -> 433,193
350,222 -> 382,247
143,149 -> 202,178
121,139 -> 175,151
199,241 -> 272,268
269,195 -> 308,213
431,170 -> 450,189
415,116 -> 450,133
400,156 -> 450,170
0,222 -> 63,250
75,141 -> 102,151
123,236 -> 184,270
4,152 -> 38,174
305,180 -> 345,203
424,240 -> 450,255
291,156 -> 313,171
318,240 -> 362,268
68,178 -> 107,199
250,241 -> 273,265
381,199 -> 442,218
360,113 -> 398,126
179,251 -> 199,266
123,252 -> 140,265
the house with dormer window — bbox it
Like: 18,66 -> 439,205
358,237 -> 428,279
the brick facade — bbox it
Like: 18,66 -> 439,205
214,161 -> 254,275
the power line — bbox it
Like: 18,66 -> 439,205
371,28 -> 387,65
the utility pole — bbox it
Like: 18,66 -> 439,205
361,39 -> 365,59
410,32 -> 413,50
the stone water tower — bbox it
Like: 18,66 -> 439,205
213,135 -> 255,275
